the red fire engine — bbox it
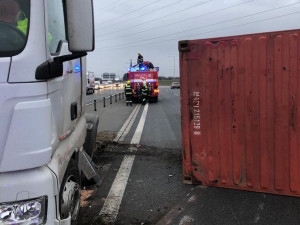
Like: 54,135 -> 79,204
127,63 -> 159,103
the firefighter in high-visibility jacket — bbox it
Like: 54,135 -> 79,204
141,81 -> 148,105
125,80 -> 133,106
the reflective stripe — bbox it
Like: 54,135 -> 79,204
130,79 -> 157,83
142,88 -> 148,96
125,84 -> 133,95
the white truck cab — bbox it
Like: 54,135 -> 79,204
0,0 -> 98,224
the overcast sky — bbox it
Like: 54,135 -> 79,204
87,0 -> 300,78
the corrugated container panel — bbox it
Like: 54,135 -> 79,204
179,29 -> 300,197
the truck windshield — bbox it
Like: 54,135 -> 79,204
0,0 -> 30,57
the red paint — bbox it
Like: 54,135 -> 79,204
179,29 -> 300,197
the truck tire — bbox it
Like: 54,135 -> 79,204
59,159 -> 81,224
153,96 -> 158,103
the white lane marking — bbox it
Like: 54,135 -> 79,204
188,195 -> 197,203
99,155 -> 135,223
99,104 -> 149,223
130,103 -> 149,144
119,104 -> 141,143
254,202 -> 264,223
179,215 -> 195,225
174,93 -> 179,96
113,104 -> 141,143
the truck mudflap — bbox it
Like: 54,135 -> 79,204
84,113 -> 99,158
79,148 -> 100,183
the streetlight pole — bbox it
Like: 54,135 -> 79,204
173,56 -> 175,80
168,56 -> 175,80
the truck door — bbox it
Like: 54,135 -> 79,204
47,0 -> 82,138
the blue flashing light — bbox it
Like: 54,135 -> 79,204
141,67 -> 145,71
129,67 -> 137,72
74,65 -> 81,72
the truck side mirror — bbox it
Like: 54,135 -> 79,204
65,0 -> 95,52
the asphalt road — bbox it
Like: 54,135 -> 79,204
79,86 -> 300,225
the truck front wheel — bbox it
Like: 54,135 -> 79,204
59,159 -> 81,224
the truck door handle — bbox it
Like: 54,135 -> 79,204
71,102 -> 78,120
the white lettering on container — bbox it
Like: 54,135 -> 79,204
193,91 -> 201,135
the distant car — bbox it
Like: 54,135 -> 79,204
102,81 -> 112,88
102,82 -> 109,88
171,82 -> 180,89
114,83 -> 120,87
94,81 -> 100,90
86,87 -> 94,95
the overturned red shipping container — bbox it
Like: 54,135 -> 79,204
179,29 -> 300,197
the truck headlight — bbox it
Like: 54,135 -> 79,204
0,197 -> 46,224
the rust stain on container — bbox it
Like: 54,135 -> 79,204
179,29 -> 300,197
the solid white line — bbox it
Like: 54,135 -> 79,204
113,104 -> 141,143
130,103 -> 149,144
118,104 -> 141,143
99,155 -> 135,223
99,104 -> 149,223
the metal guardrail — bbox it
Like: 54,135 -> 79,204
86,91 -> 125,111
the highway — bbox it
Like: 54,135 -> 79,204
86,85 -> 125,104
78,86 -> 300,225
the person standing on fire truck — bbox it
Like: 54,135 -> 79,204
137,52 -> 143,69
125,80 -> 133,106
